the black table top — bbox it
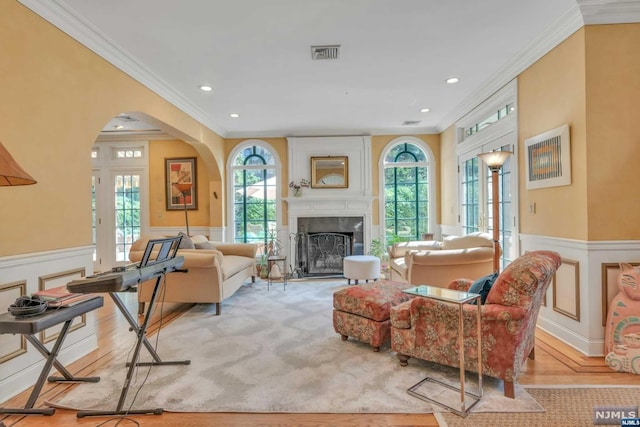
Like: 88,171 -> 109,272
0,296 -> 104,335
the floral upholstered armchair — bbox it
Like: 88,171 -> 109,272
390,250 -> 561,398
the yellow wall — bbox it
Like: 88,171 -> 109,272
518,29 -> 588,240
148,140 -> 211,227
584,24 -> 640,240
439,125 -> 458,227
519,24 -> 640,241
0,2 -> 224,256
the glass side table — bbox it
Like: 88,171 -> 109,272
267,255 -> 287,291
402,285 -> 482,417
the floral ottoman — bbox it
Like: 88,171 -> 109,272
333,280 -> 416,351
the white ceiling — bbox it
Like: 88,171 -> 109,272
18,0 -> 640,138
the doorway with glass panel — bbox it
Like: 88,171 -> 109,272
459,135 -> 516,269
92,143 -> 148,272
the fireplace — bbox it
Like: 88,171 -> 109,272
294,217 -> 364,277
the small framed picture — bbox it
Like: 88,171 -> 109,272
165,157 -> 197,210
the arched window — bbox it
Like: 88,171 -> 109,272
231,144 -> 278,244
382,139 -> 433,241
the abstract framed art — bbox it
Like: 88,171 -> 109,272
165,157 -> 197,210
524,124 -> 571,190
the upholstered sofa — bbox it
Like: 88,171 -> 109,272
387,232 -> 495,287
129,235 -> 257,315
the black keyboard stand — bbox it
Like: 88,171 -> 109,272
77,273 -> 190,418
0,297 -> 104,416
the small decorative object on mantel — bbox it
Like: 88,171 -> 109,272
289,178 -> 310,197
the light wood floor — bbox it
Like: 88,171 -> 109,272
1,292 -> 637,427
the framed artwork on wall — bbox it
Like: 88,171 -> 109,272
165,157 -> 197,210
524,124 -> 571,190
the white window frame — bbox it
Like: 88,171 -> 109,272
226,139 -> 283,243
378,136 -> 437,242
455,79 -> 519,262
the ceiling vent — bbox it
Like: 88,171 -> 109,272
311,45 -> 340,60
402,120 -> 422,126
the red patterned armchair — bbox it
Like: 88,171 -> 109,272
390,250 -> 561,398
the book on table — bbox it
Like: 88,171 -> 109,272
32,285 -> 95,307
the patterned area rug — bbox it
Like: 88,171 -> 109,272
49,280 -> 543,414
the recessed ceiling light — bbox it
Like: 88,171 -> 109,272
229,113 -> 240,118
199,85 -> 213,92
446,77 -> 459,84
420,108 -> 430,113
114,125 -> 124,130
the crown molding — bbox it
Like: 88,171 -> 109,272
578,0 -> 640,24
18,0 -> 228,138
225,126 -> 440,139
96,131 -> 176,142
436,3 -> 585,132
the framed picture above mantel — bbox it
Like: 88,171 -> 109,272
310,156 -> 348,188
165,157 -> 197,210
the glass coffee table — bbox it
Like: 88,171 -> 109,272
402,285 -> 483,417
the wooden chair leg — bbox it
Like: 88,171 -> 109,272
216,302 -> 221,316
397,353 -> 410,366
504,380 -> 515,398
251,275 -> 256,283
528,347 -> 535,360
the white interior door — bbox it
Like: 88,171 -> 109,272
92,143 -> 148,272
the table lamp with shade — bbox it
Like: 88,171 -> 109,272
0,140 -> 36,186
477,150 -> 512,273
173,182 -> 192,236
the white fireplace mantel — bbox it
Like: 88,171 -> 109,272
286,136 -> 375,264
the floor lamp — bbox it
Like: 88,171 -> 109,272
173,182 -> 192,236
477,150 -> 512,273
0,141 -> 37,186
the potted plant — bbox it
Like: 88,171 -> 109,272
255,243 -> 269,279
266,228 -> 282,257
369,235 -> 403,279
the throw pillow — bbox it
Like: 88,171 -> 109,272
177,232 -> 195,249
468,272 -> 499,304
194,241 -> 216,250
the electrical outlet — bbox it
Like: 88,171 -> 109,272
528,202 -> 536,214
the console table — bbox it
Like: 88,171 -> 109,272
0,296 -> 104,416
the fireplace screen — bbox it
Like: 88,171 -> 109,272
294,216 -> 364,277
306,233 -> 352,274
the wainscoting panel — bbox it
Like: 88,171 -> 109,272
39,268 -> 86,344
552,258 -> 580,321
520,234 -> 640,356
0,281 -> 27,364
0,245 -> 97,403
